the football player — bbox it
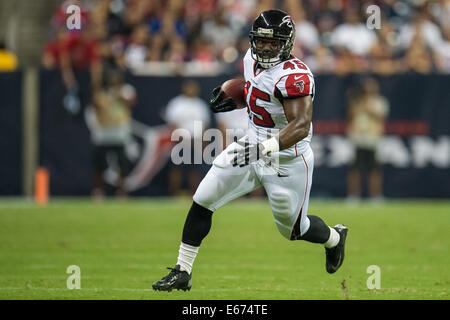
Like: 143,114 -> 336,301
153,9 -> 348,292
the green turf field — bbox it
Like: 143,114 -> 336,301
0,198 -> 449,300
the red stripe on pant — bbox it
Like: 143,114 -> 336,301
290,153 -> 309,240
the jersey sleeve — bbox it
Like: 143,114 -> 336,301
274,72 -> 315,99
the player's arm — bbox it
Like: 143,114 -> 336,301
253,95 -> 312,156
229,94 -> 313,166
258,72 -> 314,155
278,95 -> 313,150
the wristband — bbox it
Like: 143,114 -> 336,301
261,137 -> 280,155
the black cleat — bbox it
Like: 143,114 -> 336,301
325,224 -> 348,274
152,265 -> 192,292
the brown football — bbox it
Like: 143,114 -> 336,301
221,78 -> 246,107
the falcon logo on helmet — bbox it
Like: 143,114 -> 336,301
249,9 -> 295,69
281,15 -> 293,28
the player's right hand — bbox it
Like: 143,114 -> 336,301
228,139 -> 268,167
209,86 -> 237,113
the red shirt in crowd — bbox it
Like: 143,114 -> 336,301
45,32 -> 99,70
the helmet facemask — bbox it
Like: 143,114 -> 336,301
250,28 -> 294,68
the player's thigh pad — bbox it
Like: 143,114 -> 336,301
193,142 -> 262,211
262,146 -> 314,240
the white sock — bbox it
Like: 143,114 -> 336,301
324,227 -> 340,248
176,242 -> 199,274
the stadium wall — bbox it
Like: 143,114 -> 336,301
0,71 -> 22,195
1,71 -> 449,198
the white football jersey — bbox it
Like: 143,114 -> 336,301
243,48 -> 315,158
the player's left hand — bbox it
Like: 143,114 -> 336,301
228,139 -> 269,167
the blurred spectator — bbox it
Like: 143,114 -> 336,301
368,20 -> 400,75
430,0 -> 450,41
98,35 -> 127,79
164,80 -> 210,196
402,31 -> 434,74
124,24 -> 149,70
328,9 -> 377,74
148,33 -> 165,61
159,6 -> 188,40
201,6 -> 238,57
90,69 -> 137,199
220,0 -> 257,34
304,45 -> 335,73
165,35 -> 188,63
289,4 -> 320,57
43,28 -> 70,70
346,77 -> 389,202
331,9 -> 377,57
185,0 -> 217,19
0,41 -> 18,72
43,24 -> 102,116
191,37 -> 216,63
398,10 -> 444,52
93,0 -> 127,37
314,10 -> 340,48
42,0 -> 450,75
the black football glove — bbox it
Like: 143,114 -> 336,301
209,86 -> 237,113
227,139 -> 269,167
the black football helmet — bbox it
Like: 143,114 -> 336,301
249,9 -> 295,68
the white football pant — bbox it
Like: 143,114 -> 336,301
193,140 -> 314,240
